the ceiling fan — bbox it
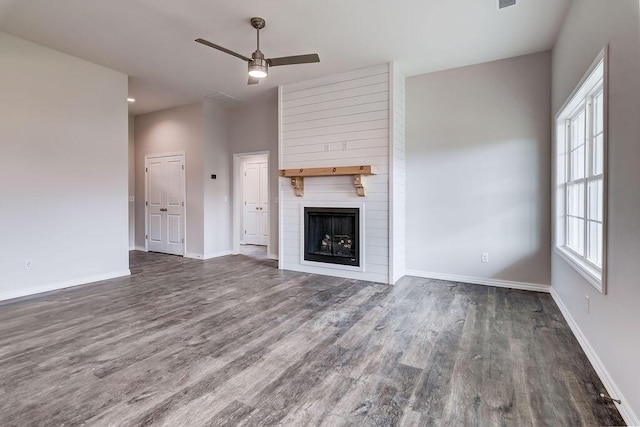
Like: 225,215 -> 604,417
196,17 -> 320,85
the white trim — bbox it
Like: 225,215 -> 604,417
184,250 -> 234,260
555,47 -> 608,120
203,250 -> 234,260
551,290 -> 639,426
184,252 -> 204,260
0,270 -> 131,303
388,62 -> 396,285
283,262 -> 382,283
145,151 -> 185,159
232,151 -> 270,255
277,85 -> 284,270
133,246 -> 147,252
406,270 -> 550,293
554,246 -> 602,291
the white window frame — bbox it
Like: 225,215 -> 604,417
554,47 -> 608,294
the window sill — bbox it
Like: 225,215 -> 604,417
554,246 -> 603,293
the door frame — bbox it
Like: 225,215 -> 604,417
233,151 -> 270,256
144,151 -> 187,255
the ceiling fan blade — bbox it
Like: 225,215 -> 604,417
266,54 -> 320,67
195,38 -> 251,62
248,76 -> 260,85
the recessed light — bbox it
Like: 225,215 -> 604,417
127,98 -> 136,103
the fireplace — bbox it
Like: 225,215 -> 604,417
304,207 -> 360,267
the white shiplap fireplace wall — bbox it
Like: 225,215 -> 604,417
278,63 -> 405,284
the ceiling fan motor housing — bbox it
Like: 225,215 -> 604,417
248,50 -> 268,78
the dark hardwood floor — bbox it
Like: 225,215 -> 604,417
0,252 -> 624,426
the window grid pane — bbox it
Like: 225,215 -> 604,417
567,182 -> 585,218
594,92 -> 603,135
593,134 -> 603,175
587,179 -> 603,222
587,220 -> 603,267
567,217 -> 585,255
569,108 -> 586,181
570,109 -> 586,150
570,146 -> 585,180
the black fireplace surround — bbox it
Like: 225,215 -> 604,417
304,207 -> 359,267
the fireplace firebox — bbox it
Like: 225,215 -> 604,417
304,207 -> 359,267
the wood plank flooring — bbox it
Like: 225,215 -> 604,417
0,251 -> 624,426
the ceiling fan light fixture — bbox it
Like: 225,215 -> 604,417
248,59 -> 268,78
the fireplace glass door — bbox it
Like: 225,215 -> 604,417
304,207 -> 359,266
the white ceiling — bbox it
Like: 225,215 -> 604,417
0,0 -> 571,115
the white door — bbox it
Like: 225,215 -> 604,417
259,162 -> 269,246
243,161 -> 269,246
146,154 -> 185,255
243,163 -> 261,245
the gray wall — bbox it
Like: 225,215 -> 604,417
134,101 -> 235,258
128,114 -> 135,250
405,52 -> 552,286
229,91 -> 279,258
203,101 -> 232,257
0,31 -> 129,300
134,103 -> 205,256
551,0 -> 640,422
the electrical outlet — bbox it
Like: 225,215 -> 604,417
128,196 -> 134,202
343,142 -> 348,151
585,295 -> 590,314
481,253 -> 489,263
24,259 -> 33,269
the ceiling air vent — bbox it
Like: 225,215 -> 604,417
203,92 -> 243,108
498,0 -> 517,9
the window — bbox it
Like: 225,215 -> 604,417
555,48 -> 607,293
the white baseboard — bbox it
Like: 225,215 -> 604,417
184,252 -> 203,260
405,269 -> 551,293
267,252 -> 279,261
203,250 -> 234,260
133,246 -> 147,252
551,290 -> 638,426
0,269 -> 131,303
184,251 -> 234,260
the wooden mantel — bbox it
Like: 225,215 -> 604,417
279,165 -> 378,197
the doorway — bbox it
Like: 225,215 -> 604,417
145,153 -> 186,256
233,152 -> 270,256
243,160 -> 269,246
